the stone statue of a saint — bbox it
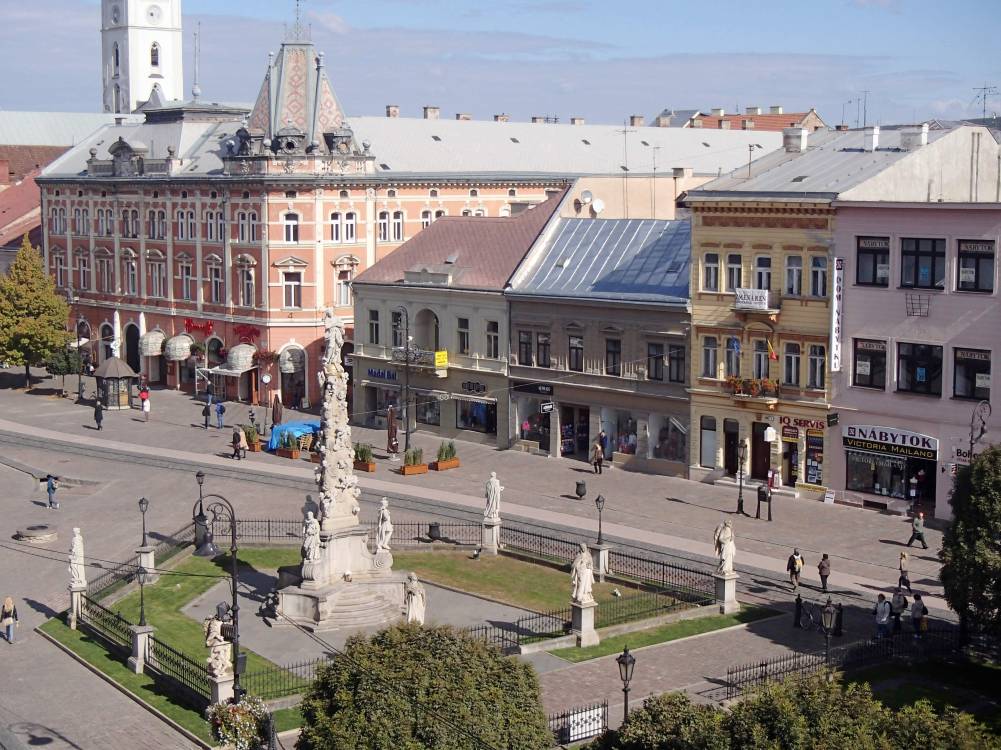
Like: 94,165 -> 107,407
570,542 -> 595,605
301,511 -> 321,562
203,615 -> 231,677
69,528 -> 87,588
713,519 -> 736,575
376,498 -> 394,551
484,472 -> 503,521
321,307 -> 345,366
404,573 -> 426,625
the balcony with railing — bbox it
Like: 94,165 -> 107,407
725,376 -> 781,406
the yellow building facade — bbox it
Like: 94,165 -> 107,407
686,199 -> 834,497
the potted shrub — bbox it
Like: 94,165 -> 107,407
399,447 -> 428,476
724,375 -> 742,394
430,440 -> 460,471
242,424 -> 261,452
353,443 -> 376,472
275,431 -> 300,460
206,695 -> 268,750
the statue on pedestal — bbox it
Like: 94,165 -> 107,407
484,472 -> 503,521
302,512 -> 321,562
203,615 -> 231,677
69,528 -> 87,588
376,498 -> 394,551
404,573 -> 426,625
713,520 -> 736,575
570,543 -> 595,605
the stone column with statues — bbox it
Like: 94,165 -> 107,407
570,543 -> 599,647
712,520 -> 740,614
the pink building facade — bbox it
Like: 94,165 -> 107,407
828,203 -> 1001,519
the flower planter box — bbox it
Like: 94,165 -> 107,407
430,457 -> 460,471
354,460 -> 377,473
276,448 -> 300,460
399,463 -> 429,476
246,442 -> 262,453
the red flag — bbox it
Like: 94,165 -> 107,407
767,340 -> 778,361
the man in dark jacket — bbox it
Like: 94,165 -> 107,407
231,427 -> 243,460
906,512 -> 929,549
786,549 -> 805,591
817,553 -> 831,593
93,400 -> 104,430
201,402 -> 211,429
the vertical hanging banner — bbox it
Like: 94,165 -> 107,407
830,257 -> 844,372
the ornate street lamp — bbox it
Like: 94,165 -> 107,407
138,496 -> 150,548
821,597 -> 836,666
594,494 -> 606,546
575,480 -> 587,502
616,646 -> 636,723
190,472 -> 244,703
136,566 -> 151,626
393,306 -> 415,452
736,439 -> 747,516
193,470 -> 218,557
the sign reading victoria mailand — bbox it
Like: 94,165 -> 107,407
842,425 -> 939,460
734,288 -> 770,311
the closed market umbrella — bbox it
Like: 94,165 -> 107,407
272,394 -> 284,427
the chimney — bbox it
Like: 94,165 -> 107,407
746,106 -> 762,115
493,113 -> 510,123
711,107 -> 725,117
654,115 -> 670,127
835,124 -> 850,132
423,106 -> 440,120
782,127 -> 808,153
531,116 -> 545,124
455,113 -> 471,121
900,123 -> 929,150
629,115 -> 645,127
742,119 -> 755,130
570,116 -> 585,125
769,105 -> 783,114
863,125 -> 880,152
385,104 -> 399,118
673,166 -> 693,179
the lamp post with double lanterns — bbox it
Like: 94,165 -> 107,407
190,471 -> 244,702
594,494 -> 606,546
138,496 -> 150,547
821,597 -> 836,666
616,646 -> 636,724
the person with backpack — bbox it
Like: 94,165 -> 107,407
215,400 -> 226,429
890,588 -> 909,635
45,474 -> 59,510
786,548 -> 805,592
817,553 -> 831,593
911,593 -> 928,638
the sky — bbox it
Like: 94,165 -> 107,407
2,0 -> 1000,126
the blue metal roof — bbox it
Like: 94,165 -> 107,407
511,218 -> 690,305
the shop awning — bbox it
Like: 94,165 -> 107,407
359,380 -> 400,390
197,364 -> 255,379
412,388 -> 450,400
227,343 -> 257,371
164,333 -> 194,361
139,330 -> 166,356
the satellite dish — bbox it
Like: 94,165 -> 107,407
591,198 -> 605,214
580,190 -> 593,205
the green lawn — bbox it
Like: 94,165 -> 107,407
551,606 -> 779,662
392,551 -> 622,612
39,617 -> 215,744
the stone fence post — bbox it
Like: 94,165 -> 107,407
136,545 -> 158,583
128,624 -> 156,674
589,544 -> 611,583
68,584 -> 86,630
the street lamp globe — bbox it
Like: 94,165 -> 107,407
821,597 -> 836,632
196,470 -> 206,488
594,494 -> 605,513
138,496 -> 149,515
616,646 -> 635,687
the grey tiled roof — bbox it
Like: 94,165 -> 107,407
510,218 -> 690,305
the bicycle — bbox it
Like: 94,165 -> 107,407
798,600 -> 827,633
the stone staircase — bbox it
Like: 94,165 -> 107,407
318,583 -> 402,630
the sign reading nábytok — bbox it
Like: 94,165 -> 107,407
842,425 -> 939,460
829,257 -> 844,372
734,288 -> 770,311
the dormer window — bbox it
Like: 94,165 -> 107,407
469,188 -> 479,197
387,189 -> 397,198
150,43 -> 160,68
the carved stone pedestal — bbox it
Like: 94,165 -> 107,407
714,572 -> 740,615
481,519 -> 500,556
68,583 -> 86,630
571,600 -> 600,648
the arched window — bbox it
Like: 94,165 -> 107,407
339,189 -> 349,199
113,44 -> 120,76
248,212 -> 258,242
429,189 -> 438,198
508,188 -> 517,197
284,213 -> 300,242
391,211 -> 404,241
330,212 -> 342,243
113,84 -> 122,114
176,210 -> 186,240
469,188 -> 479,197
122,250 -> 138,295
421,210 -> 432,229
343,212 -> 356,242
334,256 -> 359,308
150,43 -> 160,68
187,211 -> 196,240
377,211 -> 389,242
387,188 -> 397,198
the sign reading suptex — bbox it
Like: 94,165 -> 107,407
842,425 -> 938,460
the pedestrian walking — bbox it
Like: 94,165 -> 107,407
231,427 -> 243,460
93,400 -> 104,430
205,380 -> 215,405
201,402 -> 210,429
786,548 -> 805,591
142,394 -> 151,422
911,594 -> 928,638
215,400 -> 226,429
890,588 -> 909,634
238,425 -> 249,459
898,552 -> 912,592
591,439 -> 604,475
874,593 -> 891,639
598,429 -> 608,457
1,597 -> 18,644
906,512 -> 929,549
817,553 -> 831,593
45,474 -> 59,510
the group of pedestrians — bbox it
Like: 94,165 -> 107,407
875,590 -> 928,639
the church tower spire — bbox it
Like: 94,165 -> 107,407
101,0 -> 184,113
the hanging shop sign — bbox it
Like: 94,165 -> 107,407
367,368 -> 398,381
541,401 -> 555,414
781,426 -> 799,440
434,350 -> 449,369
513,381 -> 555,396
829,257 -> 844,372
842,424 -> 938,460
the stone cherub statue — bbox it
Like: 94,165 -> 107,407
69,528 -> 87,588
713,519 -> 736,575
570,542 -> 595,605
404,573 -> 426,625
376,498 -> 394,551
484,472 -> 503,521
203,615 -> 232,677
301,511 -> 321,562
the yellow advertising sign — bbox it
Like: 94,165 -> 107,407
434,350 -> 449,369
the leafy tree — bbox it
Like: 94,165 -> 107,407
590,693 -> 728,750
0,235 -> 70,387
45,346 -> 82,394
296,623 -> 552,750
940,444 -> 1001,639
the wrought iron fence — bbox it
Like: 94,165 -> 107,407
725,627 -> 961,699
79,594 -> 134,653
595,589 -> 689,629
463,624 -> 521,655
548,700 -> 608,745
241,657 -> 328,701
360,519 -> 481,548
212,518 -> 303,545
85,555 -> 139,602
607,550 -> 715,604
500,526 -> 581,564
146,635 -> 212,707
150,522 -> 195,565
513,606 -> 573,645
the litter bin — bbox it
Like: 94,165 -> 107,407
756,484 -> 773,521
428,522 -> 441,541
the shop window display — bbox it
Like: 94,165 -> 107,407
846,451 -> 905,499
456,400 -> 496,434
653,417 -> 687,463
415,393 -> 441,425
615,414 -> 638,455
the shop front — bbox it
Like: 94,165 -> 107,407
358,366 -> 402,429
840,424 -> 938,510
511,381 -> 555,454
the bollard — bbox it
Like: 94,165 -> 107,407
794,593 -> 802,629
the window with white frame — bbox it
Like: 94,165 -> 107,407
810,256 -> 828,297
753,340 -> 769,379
237,212 -> 247,242
461,209 -> 472,217
457,318 -> 470,355
724,337 -> 740,377
206,212 -> 216,241
473,209 -> 486,217
123,254 -> 138,295
282,271 -> 302,308
73,208 -> 82,235
486,321 -> 499,359
430,189 -> 438,198
237,211 -> 258,243
49,208 -> 57,233
96,256 -> 112,292
391,311 -> 403,347
469,188 -> 479,197
215,211 -> 225,241
148,210 -> 158,239
248,212 -> 259,242
334,257 -> 358,307
377,211 -> 389,242
703,253 -> 719,292
53,254 -> 66,287
783,343 -> 801,386
343,212 -> 356,241
57,208 -> 67,233
208,264 -> 223,303
785,256 -> 802,295
434,209 -> 446,220
392,211 -> 404,241
330,212 -> 342,242
78,254 -> 91,289
176,210 -> 187,240
283,213 -> 300,243
178,261 -> 193,300
149,258 -> 166,298
97,209 -> 106,236
726,254 -> 742,292
187,210 -> 196,240
82,208 -> 90,235
239,267 -> 255,307
368,309 -> 380,344
421,210 -> 432,229
702,336 -> 718,378
755,256 -> 772,290
808,344 -> 826,389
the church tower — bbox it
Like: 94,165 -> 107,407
101,0 -> 184,113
